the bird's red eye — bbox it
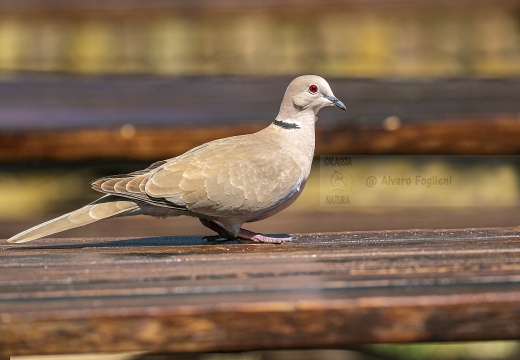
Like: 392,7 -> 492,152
309,84 -> 318,93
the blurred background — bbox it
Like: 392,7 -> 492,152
1,0 -> 520,359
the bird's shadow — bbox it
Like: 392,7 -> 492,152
8,234 -> 293,251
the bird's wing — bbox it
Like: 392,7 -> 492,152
92,134 -> 304,218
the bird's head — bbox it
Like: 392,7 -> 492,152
276,75 -> 346,123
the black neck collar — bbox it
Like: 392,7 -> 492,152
273,119 -> 300,129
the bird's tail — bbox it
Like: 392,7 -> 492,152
8,196 -> 140,243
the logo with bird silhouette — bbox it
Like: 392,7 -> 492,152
323,169 -> 352,193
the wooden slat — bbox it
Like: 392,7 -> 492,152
2,76 -> 519,130
1,117 -> 520,163
2,0 -> 519,16
1,76 -> 519,163
1,227 -> 520,356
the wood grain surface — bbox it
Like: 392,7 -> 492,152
2,0 -> 519,16
1,227 -> 520,356
1,76 -> 520,163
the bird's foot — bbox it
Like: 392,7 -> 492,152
199,218 -> 290,244
202,234 -> 239,243
238,228 -> 292,244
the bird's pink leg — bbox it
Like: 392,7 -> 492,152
237,228 -> 292,244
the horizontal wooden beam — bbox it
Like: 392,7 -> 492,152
318,116 -> 520,155
1,227 -> 520,356
1,116 -> 520,164
2,76 -> 520,130
2,0 -> 519,16
1,76 -> 519,162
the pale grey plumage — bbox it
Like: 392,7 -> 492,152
8,75 -> 345,244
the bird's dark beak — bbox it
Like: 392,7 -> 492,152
325,95 -> 346,110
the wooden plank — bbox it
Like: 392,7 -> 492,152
2,117 -> 520,163
0,125 -> 262,163
0,76 -> 519,162
318,117 -> 520,155
2,76 -> 519,131
2,0 -> 519,17
1,227 -> 520,356
4,207 -> 520,241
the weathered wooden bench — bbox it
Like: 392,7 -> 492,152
1,75 -> 520,357
1,227 -> 520,357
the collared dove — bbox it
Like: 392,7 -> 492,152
8,75 -> 345,244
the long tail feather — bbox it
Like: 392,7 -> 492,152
8,196 -> 140,243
